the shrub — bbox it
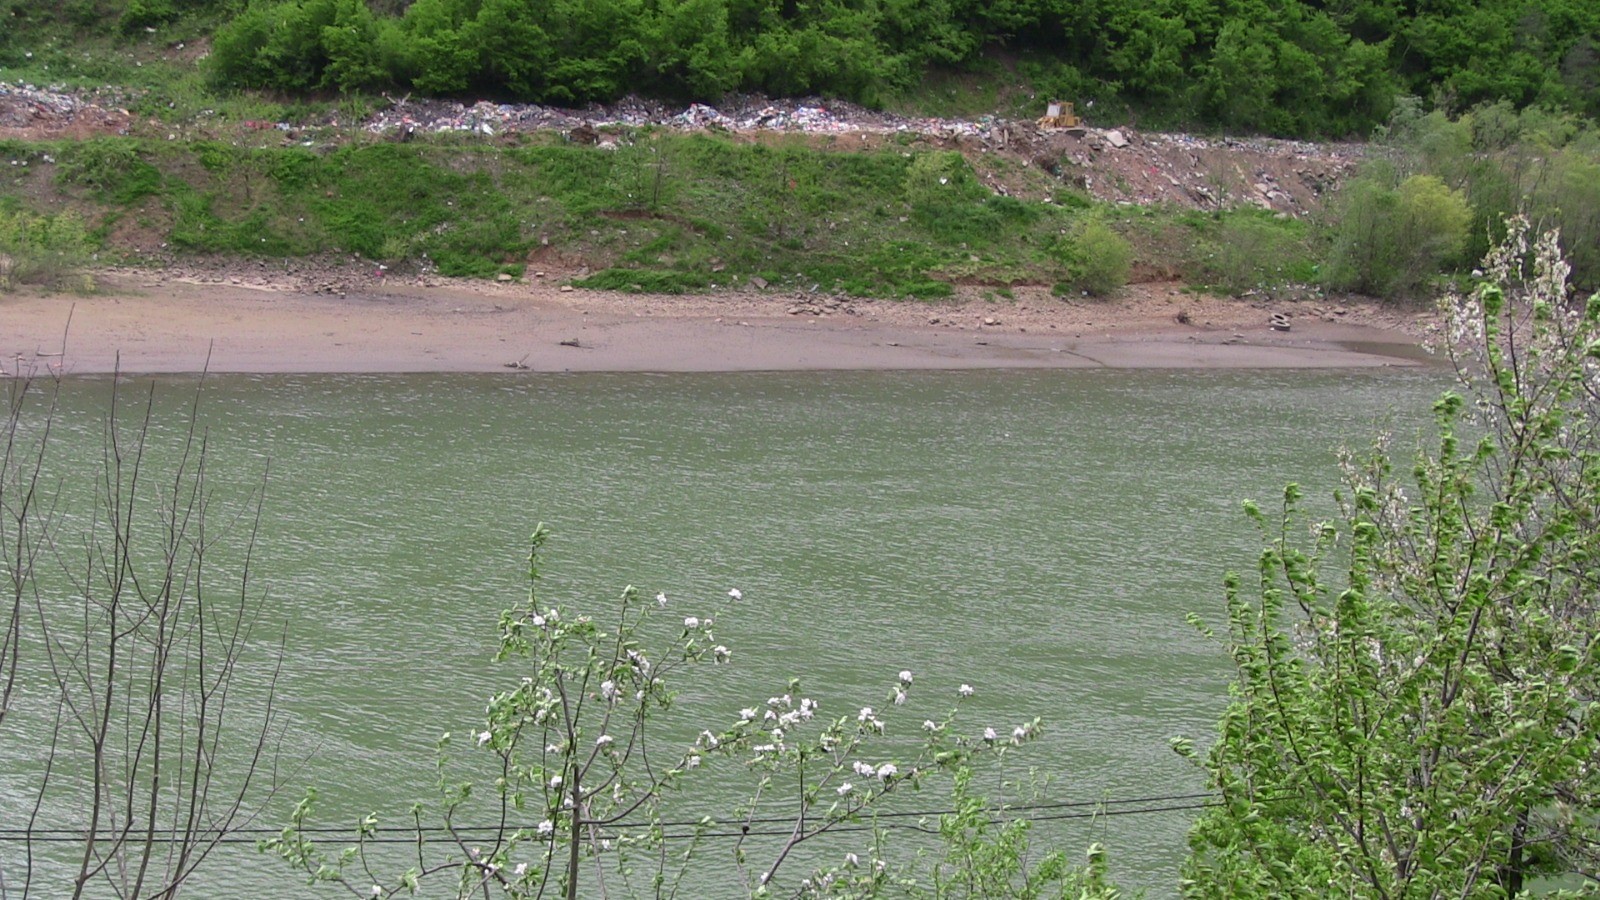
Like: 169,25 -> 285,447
1325,169 -> 1469,299
0,205 -> 96,291
1056,219 -> 1132,298
119,0 -> 177,32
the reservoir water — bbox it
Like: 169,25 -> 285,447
1,368 -> 1448,896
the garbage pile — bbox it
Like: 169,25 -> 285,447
0,81 -> 132,138
1038,126 -> 1364,213
360,93 -> 1010,142
0,77 -> 1362,216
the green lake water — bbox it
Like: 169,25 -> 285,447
1,368 -> 1449,897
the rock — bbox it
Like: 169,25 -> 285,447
559,285 -> 574,292
558,338 -> 581,347
1105,130 -> 1128,148
496,273 -> 513,282
751,276 -> 769,290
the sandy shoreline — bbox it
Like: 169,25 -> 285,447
2,271 -> 1441,376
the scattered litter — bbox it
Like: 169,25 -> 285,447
0,81 -> 132,137
0,80 -> 1364,216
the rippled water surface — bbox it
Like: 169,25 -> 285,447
2,369 -> 1447,896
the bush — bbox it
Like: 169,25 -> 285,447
1325,169 -> 1469,299
0,205 -> 96,291
119,0 -> 176,32
1056,219 -> 1132,298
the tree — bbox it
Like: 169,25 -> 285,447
1178,217 -> 1600,897
263,525 -> 1103,899
1,367 -> 287,898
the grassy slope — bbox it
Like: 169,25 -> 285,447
2,128 -> 1324,298
0,21 -> 1320,298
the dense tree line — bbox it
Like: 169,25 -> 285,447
190,0 -> 1600,136
1,0 -> 1595,135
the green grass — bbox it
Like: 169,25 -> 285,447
1,127 -> 1268,298
0,197 -> 100,291
1172,207 -> 1319,296
7,129 -> 1126,295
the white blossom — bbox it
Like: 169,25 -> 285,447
684,616 -> 700,629
514,862 -> 528,876
728,588 -> 743,600
853,761 -> 876,777
549,775 -> 563,790
596,734 -> 614,748
656,592 -> 668,607
958,684 -> 974,697
837,782 -> 854,796
893,688 -> 907,706
877,763 -> 898,780
922,720 -> 939,732
738,707 -> 758,724
898,670 -> 914,685
984,727 -> 997,742
858,706 -> 875,723
845,853 -> 859,867
537,820 -> 554,836
477,730 -> 491,746
713,645 -> 731,663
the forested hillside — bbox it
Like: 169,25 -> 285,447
3,0 -> 1598,138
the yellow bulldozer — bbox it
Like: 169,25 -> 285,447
1036,101 -> 1081,130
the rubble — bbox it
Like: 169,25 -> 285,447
0,81 -> 132,139
0,80 -> 1364,216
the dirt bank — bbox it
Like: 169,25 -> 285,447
2,271 -> 1439,376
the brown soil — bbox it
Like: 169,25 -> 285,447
2,268 -> 1439,376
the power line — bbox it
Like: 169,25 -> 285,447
0,791 -> 1223,845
